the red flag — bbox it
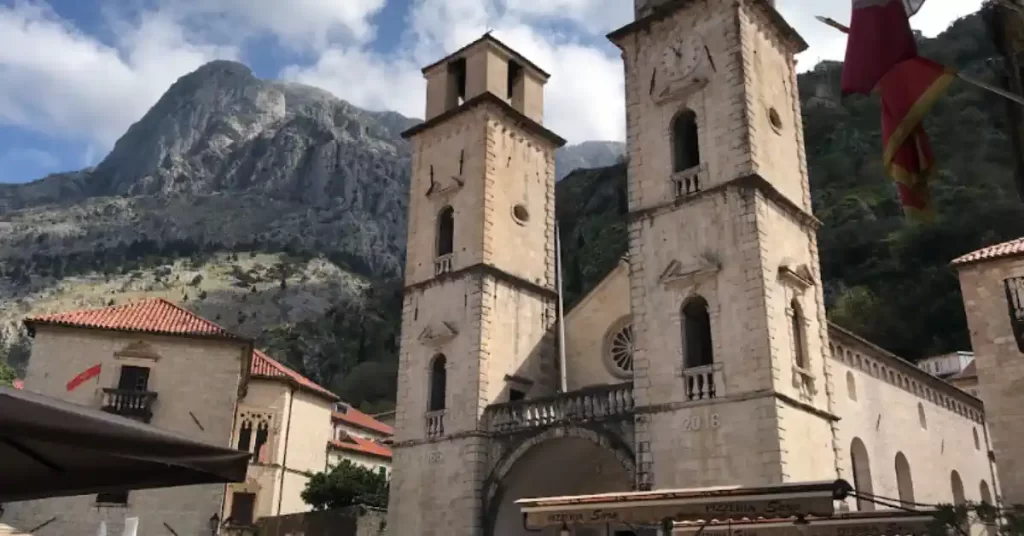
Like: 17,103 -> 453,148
67,363 -> 102,392
841,0 -> 920,95
877,56 -> 955,221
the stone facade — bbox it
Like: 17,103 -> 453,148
957,252 -> 1024,506
387,34 -> 564,536
5,325 -> 249,536
224,379 -> 335,530
387,2 -> 1000,534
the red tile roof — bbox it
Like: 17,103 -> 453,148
251,350 -> 338,401
24,298 -> 244,340
952,237 -> 1024,267
332,405 -> 394,436
329,435 -> 392,460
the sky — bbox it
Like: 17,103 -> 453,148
0,0 -> 985,184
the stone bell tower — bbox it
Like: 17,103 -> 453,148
608,0 -> 841,490
386,35 -> 566,535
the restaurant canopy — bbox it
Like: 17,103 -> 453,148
517,480 -> 854,530
516,479 -> 945,534
0,385 -> 250,502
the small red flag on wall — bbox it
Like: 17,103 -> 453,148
66,363 -> 102,392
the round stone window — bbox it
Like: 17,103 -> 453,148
512,204 -> 530,225
603,317 -> 635,379
768,107 -> 784,133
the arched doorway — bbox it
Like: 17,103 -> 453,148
486,430 -> 635,536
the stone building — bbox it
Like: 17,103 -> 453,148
1,298 -> 366,536
386,1 -> 998,534
222,349 -> 338,532
955,237 -> 1024,506
328,402 -> 394,477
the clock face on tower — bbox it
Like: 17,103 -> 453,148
660,34 -> 704,83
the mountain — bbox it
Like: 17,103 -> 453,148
0,60 -> 621,411
1,10 -> 1020,412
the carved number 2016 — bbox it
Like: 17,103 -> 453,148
682,413 -> 721,432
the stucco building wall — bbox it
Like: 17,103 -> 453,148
5,326 -> 248,536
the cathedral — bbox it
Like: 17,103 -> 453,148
385,0 -> 997,534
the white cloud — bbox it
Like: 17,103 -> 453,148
0,0 -> 985,155
0,2 -> 236,148
285,0 -> 628,144
167,0 -> 388,50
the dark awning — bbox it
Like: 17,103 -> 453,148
517,480 -> 853,529
0,386 -> 250,502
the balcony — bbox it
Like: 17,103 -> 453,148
1005,276 -> 1024,352
483,382 -> 634,434
101,388 -> 158,423
434,254 -> 454,276
425,410 -> 445,439
683,363 -> 724,401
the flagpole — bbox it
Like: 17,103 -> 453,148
815,15 -> 1024,108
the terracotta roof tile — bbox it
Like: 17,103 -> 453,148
951,237 -> 1024,267
328,435 -> 392,460
333,406 -> 394,436
24,298 -> 244,340
251,350 -> 338,401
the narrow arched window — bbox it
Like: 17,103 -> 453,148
951,470 -> 966,505
429,354 -> 447,412
682,296 -> 713,369
918,402 -> 927,429
671,110 -> 700,173
236,418 -> 253,451
895,452 -> 915,506
846,371 -> 857,401
850,437 -> 874,511
791,299 -> 807,369
436,206 -> 455,257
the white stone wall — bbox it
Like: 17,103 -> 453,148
829,330 -> 995,509
564,261 -> 631,390
6,326 -> 249,536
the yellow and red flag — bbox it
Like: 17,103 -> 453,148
877,57 -> 955,222
839,0 -> 953,221
841,0 -> 926,95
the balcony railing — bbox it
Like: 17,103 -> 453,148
683,363 -> 724,401
434,254 -> 454,276
101,388 -> 158,423
483,382 -> 634,434
425,410 -> 445,439
1006,277 -> 1024,353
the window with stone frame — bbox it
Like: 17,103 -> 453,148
681,296 -> 713,369
229,492 -> 257,526
436,206 -> 455,258
429,354 -> 447,412
671,109 -> 700,173
236,410 -> 273,463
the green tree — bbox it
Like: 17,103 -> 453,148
301,459 -> 389,511
0,361 -> 17,387
929,502 -> 1024,536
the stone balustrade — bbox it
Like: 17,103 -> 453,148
483,382 -> 634,434
682,363 -> 724,401
434,254 -> 454,275
425,410 -> 445,439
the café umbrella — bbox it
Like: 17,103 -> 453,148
0,385 -> 250,502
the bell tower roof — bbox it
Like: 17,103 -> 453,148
608,0 -> 808,53
403,32 -> 565,147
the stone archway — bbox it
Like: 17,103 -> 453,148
484,426 -> 635,536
